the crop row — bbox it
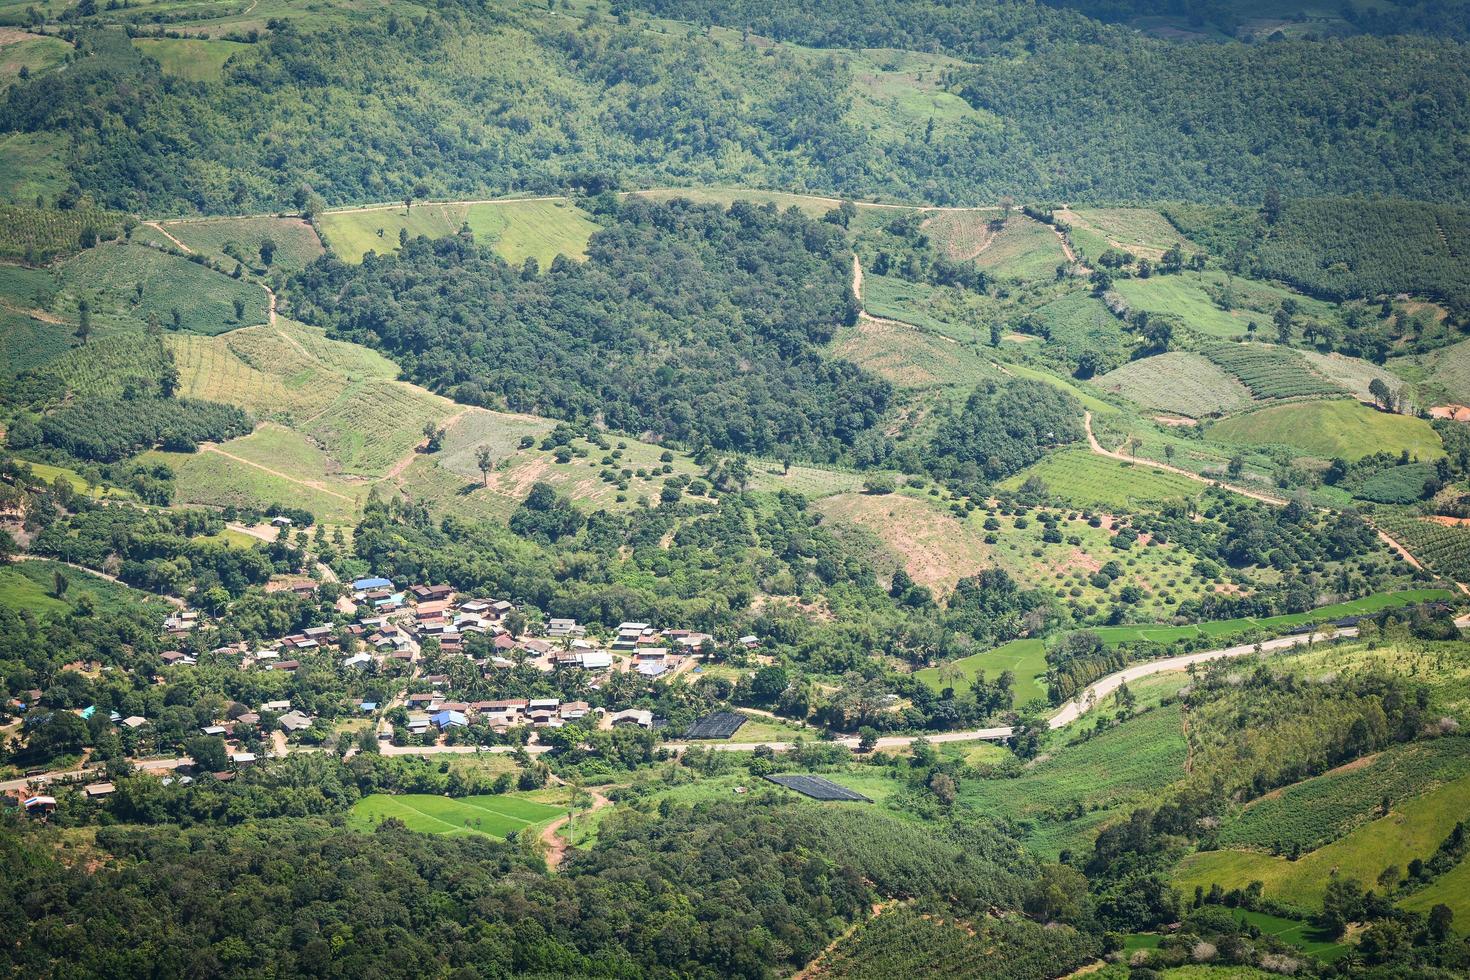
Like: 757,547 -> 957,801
1375,514 -> 1470,583
1205,344 -> 1343,399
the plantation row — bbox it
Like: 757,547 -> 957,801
817,905 -> 1098,980
1374,515 -> 1470,584
1204,344 -> 1344,400
0,204 -> 128,263
28,397 -> 252,462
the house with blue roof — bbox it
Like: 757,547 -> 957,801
352,576 -> 393,592
431,709 -> 467,731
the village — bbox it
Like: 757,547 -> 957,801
1,565 -> 778,816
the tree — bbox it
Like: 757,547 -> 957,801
76,298 -> 92,344
1262,186 -> 1282,226
259,238 -> 277,266
1368,377 -> 1392,411
857,726 -> 878,752
1163,444 -> 1175,464
748,665 -> 789,704
232,297 -> 245,321
421,422 -> 445,453
186,735 -> 230,772
1273,305 -> 1293,344
52,570 -> 69,599
475,446 -> 494,486
1429,903 -> 1454,943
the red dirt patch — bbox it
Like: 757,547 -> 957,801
1430,405 -> 1470,422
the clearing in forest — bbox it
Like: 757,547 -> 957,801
317,198 -> 601,265
347,793 -> 563,839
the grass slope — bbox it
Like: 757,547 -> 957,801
1001,449 -> 1206,509
157,215 -> 324,273
1174,771 -> 1470,908
1099,352 -> 1253,418
960,704 -> 1189,857
1208,400 -> 1442,461
58,242 -> 269,335
131,38 -> 249,81
318,198 -> 600,266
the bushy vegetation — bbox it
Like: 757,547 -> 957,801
813,904 -> 1099,980
291,198 -> 888,461
921,379 -> 1082,482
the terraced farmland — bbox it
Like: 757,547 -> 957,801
1001,449 -> 1205,510
1098,352 -> 1252,418
829,317 -> 998,391
157,215 -> 324,272
302,379 -> 450,476
968,214 -> 1067,280
58,242 -> 269,335
1208,400 -> 1443,461
1203,344 -> 1344,399
1060,206 -> 1192,259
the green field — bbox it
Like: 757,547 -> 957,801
1062,207 -> 1192,258
1208,400 -> 1443,461
131,38 -> 250,81
0,132 -> 68,206
1098,352 -> 1253,418
1299,350 -> 1409,407
1421,337 -> 1470,405
0,205 -> 127,263
1232,909 -> 1347,962
1111,274 -> 1253,339
1399,855 -> 1470,926
0,33 -> 70,87
0,309 -> 69,375
57,242 -> 270,335
830,317 -> 1000,392
347,793 -> 563,839
1174,772 -> 1470,908
915,638 -> 1050,705
1002,449 -> 1206,509
157,215 -> 324,273
463,199 -> 603,268
0,558 -> 164,621
1202,343 -> 1345,400
318,198 -> 601,266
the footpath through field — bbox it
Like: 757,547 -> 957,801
1082,410 -> 1287,505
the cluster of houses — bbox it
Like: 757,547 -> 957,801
396,693 -> 655,736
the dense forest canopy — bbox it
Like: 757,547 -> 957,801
289,197 -> 888,458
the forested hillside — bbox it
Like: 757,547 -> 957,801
4,3 -> 1470,212
289,197 -> 887,459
